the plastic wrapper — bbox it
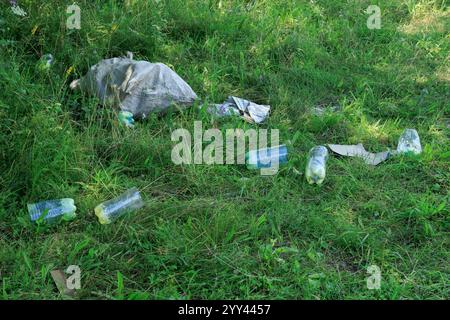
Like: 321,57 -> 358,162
207,96 -> 270,124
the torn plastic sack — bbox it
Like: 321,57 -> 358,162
328,143 -> 391,166
207,96 -> 270,124
71,54 -> 198,118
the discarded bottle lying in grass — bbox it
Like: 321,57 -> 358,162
95,187 -> 144,224
118,111 -> 135,128
28,198 -> 76,223
245,145 -> 288,169
36,54 -> 54,72
397,129 -> 422,155
305,146 -> 329,185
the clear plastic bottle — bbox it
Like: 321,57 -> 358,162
245,145 -> 288,169
305,146 -> 329,185
118,111 -> 135,128
397,129 -> 422,155
95,187 -> 144,224
36,54 -> 54,72
28,198 -> 76,223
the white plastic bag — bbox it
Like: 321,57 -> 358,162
71,54 -> 198,118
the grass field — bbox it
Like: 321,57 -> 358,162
0,0 -> 449,299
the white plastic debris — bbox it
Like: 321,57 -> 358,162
207,96 -> 270,124
71,53 -> 198,118
396,129 -> 422,155
328,143 -> 391,166
10,1 -> 27,17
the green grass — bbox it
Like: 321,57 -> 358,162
0,0 -> 449,299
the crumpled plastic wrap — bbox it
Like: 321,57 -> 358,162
71,54 -> 198,118
207,96 -> 271,124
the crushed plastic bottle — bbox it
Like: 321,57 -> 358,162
245,145 -> 288,169
305,146 -> 329,185
397,129 -> 422,155
28,198 -> 76,223
36,54 -> 54,72
95,187 -> 144,224
118,111 -> 135,128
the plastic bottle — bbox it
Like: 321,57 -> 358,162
305,146 -> 329,185
28,198 -> 76,223
397,129 -> 422,155
37,54 -> 54,72
118,111 -> 135,128
95,187 -> 144,224
245,145 -> 288,169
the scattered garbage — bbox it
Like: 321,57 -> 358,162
28,198 -> 76,223
95,187 -> 144,224
246,145 -> 288,169
396,128 -> 422,155
328,143 -> 391,166
50,270 -> 76,297
71,53 -> 198,118
328,128 -> 421,165
36,54 -> 54,72
207,96 -> 270,124
118,111 -> 135,128
305,146 -> 328,185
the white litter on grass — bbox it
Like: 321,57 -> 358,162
207,96 -> 271,124
11,5 -> 27,17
